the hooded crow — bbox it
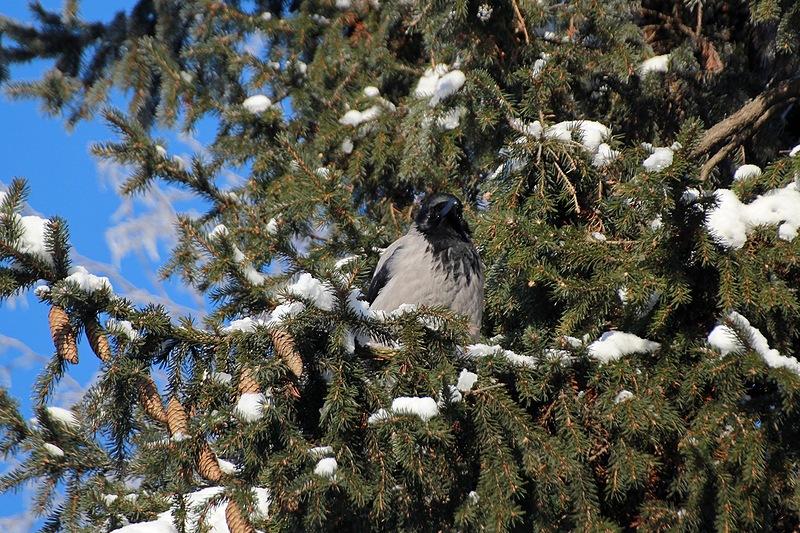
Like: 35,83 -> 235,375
366,193 -> 484,338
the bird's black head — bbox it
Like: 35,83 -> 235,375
414,193 -> 471,240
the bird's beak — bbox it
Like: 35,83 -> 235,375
439,197 -> 458,218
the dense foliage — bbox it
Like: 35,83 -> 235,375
2,0 -> 800,530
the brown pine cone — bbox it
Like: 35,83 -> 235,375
49,306 -> 78,364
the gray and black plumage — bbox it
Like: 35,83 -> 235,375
366,193 -> 484,338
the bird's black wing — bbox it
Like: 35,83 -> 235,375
365,245 -> 402,304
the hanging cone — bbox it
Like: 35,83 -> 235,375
270,329 -> 302,378
139,378 -> 168,424
85,316 -> 112,362
225,500 -> 255,533
166,397 -> 189,436
49,306 -> 78,364
238,367 -> 261,395
197,443 -> 223,482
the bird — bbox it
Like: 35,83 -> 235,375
365,193 -> 484,339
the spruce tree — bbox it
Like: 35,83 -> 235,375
2,0 -> 800,531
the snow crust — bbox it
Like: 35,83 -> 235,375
733,164 -> 762,181
587,331 -> 660,363
708,311 -> 800,374
43,443 -> 64,457
232,246 -> 265,285
642,146 -> 674,172
65,266 -> 113,293
705,182 -> 800,248
109,486 -> 270,533
614,390 -> 634,404
308,445 -> 334,458
235,392 -> 268,422
414,65 -> 466,106
15,215 -> 54,265
391,396 -> 439,421
456,369 -> 478,392
242,94 -> 272,114
314,457 -> 338,478
285,272 -> 335,311
638,54 -> 670,75
106,319 -> 140,340
46,406 -> 79,429
465,343 -> 536,368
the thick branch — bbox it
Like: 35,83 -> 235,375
692,78 -> 800,179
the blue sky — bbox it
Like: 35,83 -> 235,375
0,2 -> 211,528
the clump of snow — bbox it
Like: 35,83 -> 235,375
638,54 -> 670,75
284,272 -> 335,311
103,494 -> 119,505
64,266 -> 113,294
342,329 -> 356,354
465,343 -> 536,368
205,371 -> 232,385
308,445 -> 334,458
261,11 -> 272,21
341,138 -> 354,154
587,331 -> 660,363
733,164 -> 762,181
779,223 -> 798,241
415,64 -> 450,98
435,106 -> 466,130
15,215 -> 54,265
614,390 -> 634,404
310,13 -> 330,24
180,71 -> 193,83
223,316 -> 262,334
339,106 -> 383,127
643,146 -> 674,172
208,224 -> 228,239
391,396 -> 439,421
106,318 -> 140,340
367,408 -> 390,425
705,182 -> 800,248
314,457 -> 338,478
477,3 -> 492,21
242,94 -> 272,114
456,369 -> 478,392
235,392 -> 268,422
708,311 -> 800,374
649,215 -> 663,230
591,231 -> 607,242
232,246 -> 265,286
43,443 -> 64,457
531,53 -> 549,77
790,145 -> 800,157
468,491 -> 480,504
109,486 -> 270,533
508,118 -> 616,167
269,302 -> 306,324
34,284 -> 50,297
414,65 -> 467,106
45,406 -> 79,429
266,217 -> 279,235
593,143 -> 620,167
217,458 -> 239,475
155,145 -> 167,158
545,120 -> 610,153
363,86 -> 380,98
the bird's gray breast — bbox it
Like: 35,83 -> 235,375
369,228 -> 484,337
